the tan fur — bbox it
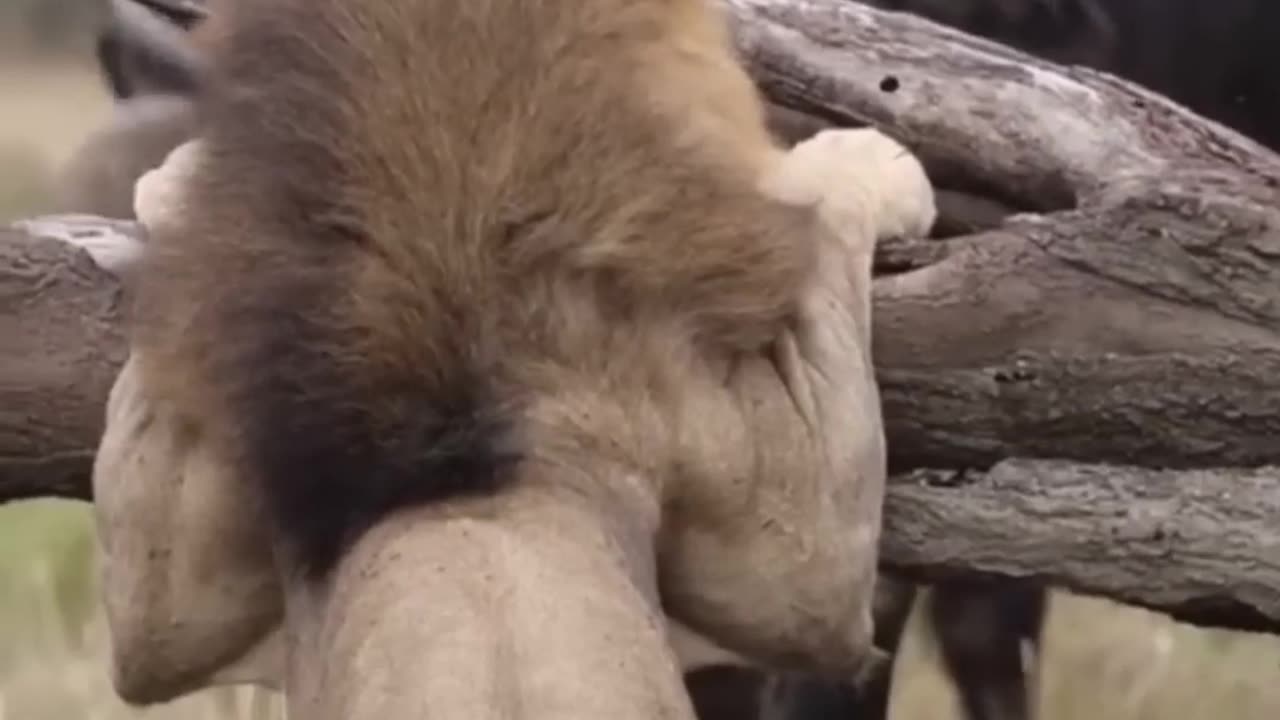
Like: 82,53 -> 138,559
93,353 -> 284,702
97,0 -> 937,715
130,0 -> 817,612
655,129 -> 931,678
132,0 -> 814,413
281,471 -> 700,719
100,124 -> 934,718
107,144 -> 747,699
68,0 -> 776,694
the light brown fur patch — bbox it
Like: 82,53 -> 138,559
105,0 -> 940,715
129,0 -> 820,578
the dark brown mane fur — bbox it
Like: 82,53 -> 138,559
129,0 -> 819,579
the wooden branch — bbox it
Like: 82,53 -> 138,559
725,0 -> 1280,469
725,0 -> 1280,631
884,460 -> 1280,634
7,215 -> 1280,634
5,0 -> 1280,634
0,219 -> 131,501
725,0 -> 1280,199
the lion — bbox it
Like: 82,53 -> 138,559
91,0 -> 935,717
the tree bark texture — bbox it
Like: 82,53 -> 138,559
3,0 -> 1279,634
0,218 -> 132,501
728,0 -> 1280,633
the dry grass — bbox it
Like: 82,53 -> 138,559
892,590 -> 1280,720
3,500 -> 1278,720
2,50 -> 1279,720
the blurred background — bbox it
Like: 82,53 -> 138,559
0,0 -> 108,222
0,1 -> 1277,719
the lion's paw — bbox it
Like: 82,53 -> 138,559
133,139 -> 205,233
765,128 -> 937,251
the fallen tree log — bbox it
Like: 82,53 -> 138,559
3,0 -> 1279,634
0,218 -> 132,501
886,461 -> 1280,634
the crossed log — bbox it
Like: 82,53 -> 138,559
3,0 -> 1278,635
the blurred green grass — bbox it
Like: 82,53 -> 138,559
1,35 -> 1278,720
0,500 -> 282,720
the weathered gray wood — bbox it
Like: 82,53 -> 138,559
885,460 -> 1280,634
725,0 -> 1280,471
725,0 -> 1280,195
0,219 -> 132,502
725,0 -> 1280,634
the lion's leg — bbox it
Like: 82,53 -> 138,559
93,355 -> 284,703
91,137 -> 286,704
281,465 -> 699,720
115,135 -> 742,709
760,127 -> 936,344
658,129 -> 935,682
